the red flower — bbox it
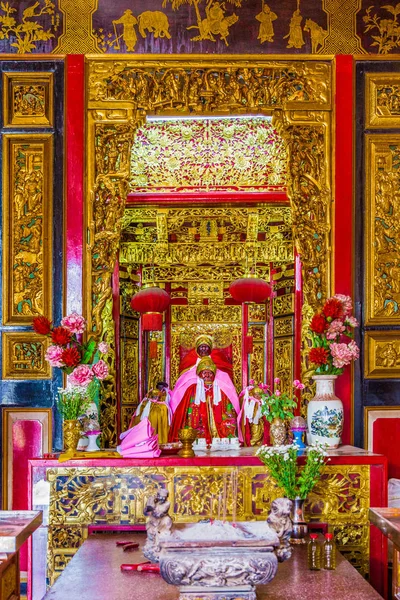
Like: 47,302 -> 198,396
51,326 -> 72,346
61,347 -> 81,368
322,298 -> 343,320
309,347 -> 329,365
310,314 -> 327,334
33,316 -> 52,335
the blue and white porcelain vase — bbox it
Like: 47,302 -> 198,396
307,375 -> 343,449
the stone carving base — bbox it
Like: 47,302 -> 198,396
178,586 -> 256,600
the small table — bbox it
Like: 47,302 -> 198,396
44,533 -> 383,600
0,511 -> 42,600
370,508 -> 400,599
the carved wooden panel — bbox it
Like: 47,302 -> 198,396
2,332 -> 51,380
2,134 -> 53,325
366,73 -> 400,129
3,72 -> 53,127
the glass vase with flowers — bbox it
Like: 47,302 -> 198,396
260,378 -> 304,446
33,313 -> 110,450
308,294 -> 359,447
257,442 -> 328,543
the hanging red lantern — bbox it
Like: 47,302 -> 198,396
131,286 -> 170,331
229,276 -> 271,304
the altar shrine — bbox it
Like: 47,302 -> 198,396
2,1 -> 400,599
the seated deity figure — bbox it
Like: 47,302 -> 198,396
169,356 -> 242,445
238,384 -> 267,447
178,334 -> 234,380
129,381 -> 171,444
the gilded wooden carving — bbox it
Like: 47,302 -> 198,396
364,331 -> 400,378
274,315 -> 294,337
3,72 -> 53,127
87,56 -> 333,444
273,336 -> 293,396
365,136 -> 400,325
171,305 -> 241,324
273,293 -> 294,316
45,464 -> 370,583
2,134 -> 53,325
248,324 -> 266,384
366,74 -> 400,129
88,58 -> 331,110
2,332 -> 51,379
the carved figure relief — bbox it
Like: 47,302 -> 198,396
3,332 -> 50,379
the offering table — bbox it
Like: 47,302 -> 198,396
28,446 -> 387,600
43,533 -> 382,600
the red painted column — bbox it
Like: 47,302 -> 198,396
66,55 -> 85,315
334,55 -> 354,445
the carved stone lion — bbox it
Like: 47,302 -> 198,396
267,497 -> 293,562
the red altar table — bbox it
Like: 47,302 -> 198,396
28,446 -> 387,600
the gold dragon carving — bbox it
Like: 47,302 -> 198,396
45,463 -> 369,583
87,57 -> 332,445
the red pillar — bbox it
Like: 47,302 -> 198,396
334,55 -> 354,445
66,55 -> 85,315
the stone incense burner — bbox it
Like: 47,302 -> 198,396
143,492 -> 293,600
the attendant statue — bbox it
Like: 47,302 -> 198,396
130,381 -> 171,444
238,384 -> 267,447
169,357 -> 241,445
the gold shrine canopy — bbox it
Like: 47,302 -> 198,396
86,55 -> 333,444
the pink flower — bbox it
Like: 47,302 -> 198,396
330,342 -> 355,369
249,379 -> 255,385
45,345 -> 64,367
274,377 -> 280,385
348,340 -> 360,360
61,312 -> 86,334
92,360 -> 109,380
326,319 -> 346,340
334,294 -> 353,316
293,380 -> 305,390
345,316 -> 359,328
275,390 -> 281,397
98,341 -> 109,354
69,364 -> 93,387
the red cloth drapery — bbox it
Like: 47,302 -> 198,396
169,385 -> 237,445
179,348 -> 233,380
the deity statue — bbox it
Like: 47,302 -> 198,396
169,356 -> 241,446
177,333 -> 234,381
238,384 -> 267,447
130,381 -> 171,444
256,3 -> 277,44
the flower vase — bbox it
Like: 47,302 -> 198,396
307,375 -> 343,448
290,497 -> 308,544
63,420 -> 82,452
85,432 -> 101,452
270,417 -> 287,446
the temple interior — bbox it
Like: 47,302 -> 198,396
2,0 -> 400,598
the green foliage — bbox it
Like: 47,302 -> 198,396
256,444 -> 328,500
56,387 -> 91,421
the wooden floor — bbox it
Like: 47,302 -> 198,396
44,533 -> 383,600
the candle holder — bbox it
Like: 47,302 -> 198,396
178,427 -> 197,458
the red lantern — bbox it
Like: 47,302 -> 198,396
229,276 -> 271,304
131,286 -> 170,331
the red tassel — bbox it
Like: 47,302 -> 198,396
142,312 -> 163,331
245,335 -> 253,354
149,340 -> 158,359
